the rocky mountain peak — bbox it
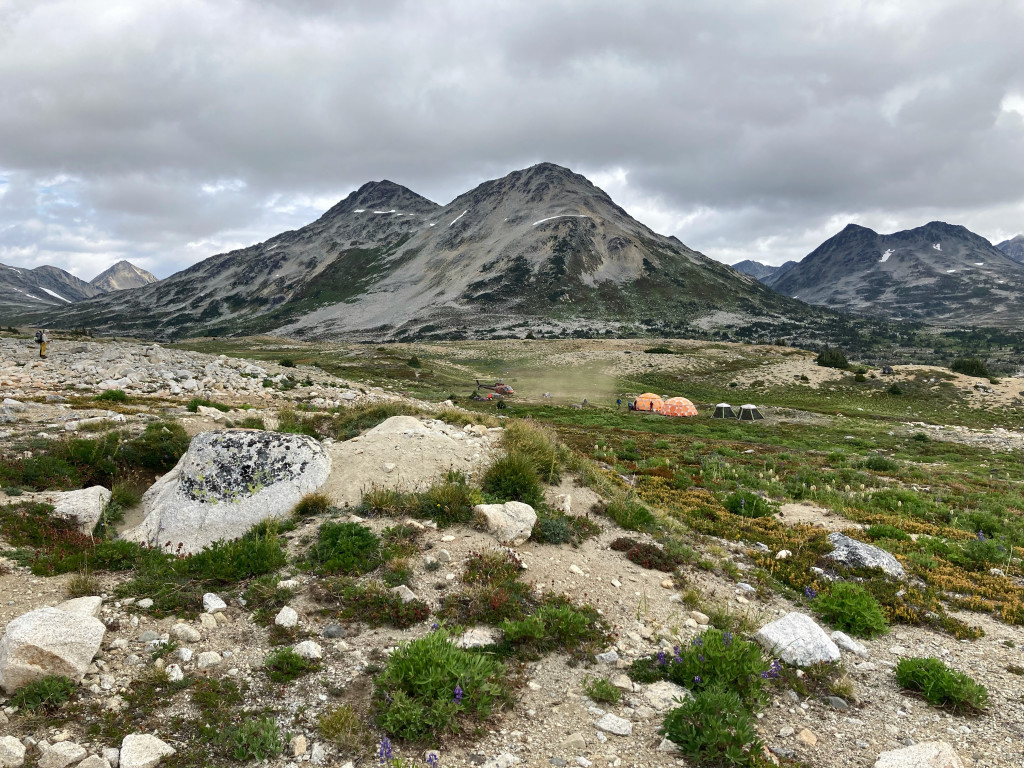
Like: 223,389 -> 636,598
90,260 -> 158,292
319,180 -> 440,220
996,233 -> 1024,265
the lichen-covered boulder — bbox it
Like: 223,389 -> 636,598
826,532 -> 906,579
123,430 -> 330,554
754,612 -> 840,668
0,606 -> 106,693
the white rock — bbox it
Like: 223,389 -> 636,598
826,532 -> 906,580
135,599 -> 153,610
37,486 -> 111,535
657,738 -> 680,753
595,713 -> 632,736
473,501 -> 537,545
275,606 -> 299,628
0,735 -> 26,768
165,664 -> 183,682
776,549 -> 792,560
552,493 -> 572,514
293,640 -> 322,660
122,430 -> 331,554
202,593 -> 227,613
480,755 -> 520,768
456,627 -> 503,648
754,612 -> 840,667
831,630 -> 869,658
309,743 -> 328,765
196,651 -> 221,669
38,742 -> 87,768
873,741 -> 964,768
643,680 -> 691,711
77,756 -> 112,768
102,748 -> 120,768
120,734 -> 175,768
169,624 -> 201,643
176,648 -> 193,663
689,611 -> 710,625
390,585 -> 418,604
198,613 -> 217,629
56,596 -> 103,619
0,606 -> 106,692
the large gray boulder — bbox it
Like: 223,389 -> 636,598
123,430 -> 331,554
825,532 -> 905,579
0,606 -> 106,693
120,734 -> 175,768
473,501 -> 537,545
754,612 -> 840,667
874,741 -> 964,768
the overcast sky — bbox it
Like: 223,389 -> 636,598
2,0 -> 1024,280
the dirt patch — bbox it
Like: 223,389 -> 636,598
775,503 -> 862,532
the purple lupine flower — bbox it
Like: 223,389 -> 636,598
693,675 -> 702,684
722,631 -> 733,646
804,585 -> 818,599
378,737 -> 393,764
698,654 -> 705,663
761,658 -> 783,679
977,530 -> 985,541
657,650 -> 667,666
454,684 -> 464,704
427,753 -> 440,768
431,622 -> 440,631
692,636 -> 703,647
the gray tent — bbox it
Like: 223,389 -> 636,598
712,402 -> 736,419
738,404 -> 764,421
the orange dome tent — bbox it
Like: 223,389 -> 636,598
659,397 -> 698,417
634,393 -> 664,412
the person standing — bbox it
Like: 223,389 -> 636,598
36,328 -> 49,359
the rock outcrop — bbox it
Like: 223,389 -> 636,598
122,430 -> 331,554
826,532 -> 906,579
473,501 -> 537,545
754,612 -> 840,667
0,606 -> 106,692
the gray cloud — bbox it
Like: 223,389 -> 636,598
2,0 -> 1024,279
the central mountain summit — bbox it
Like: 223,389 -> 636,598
47,163 -> 808,340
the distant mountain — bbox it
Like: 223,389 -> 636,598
770,221 -> 1024,327
90,260 -> 158,292
42,163 -> 814,340
996,234 -> 1024,265
732,260 -> 797,285
0,263 -> 103,316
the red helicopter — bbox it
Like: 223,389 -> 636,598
476,379 -> 515,396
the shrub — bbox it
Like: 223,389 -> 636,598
531,510 -> 601,546
416,474 -> 480,526
9,675 -> 76,712
293,492 -> 333,517
950,357 -> 988,378
863,455 -> 899,473
605,496 -> 656,532
238,415 -> 266,429
321,402 -> 423,441
438,550 -> 534,625
277,408 -> 319,438
887,384 -> 904,395
865,524 -> 910,542
318,704 -> 372,755
502,420 -> 564,483
187,398 -> 230,413
660,686 -> 764,767
628,629 -> 768,706
584,677 -> 622,704
895,657 -> 988,713
94,389 -> 128,403
722,490 -> 775,519
814,583 -> 888,638
374,630 -> 511,740
307,521 -> 381,575
265,647 -> 318,683
66,572 -> 101,598
482,451 -> 543,506
816,347 -> 848,369
407,356 -> 422,368
111,481 -> 144,509
279,358 -> 296,367
610,537 -> 682,572
223,717 -> 284,761
314,577 -> 430,629
243,574 -> 294,624
501,600 -> 607,657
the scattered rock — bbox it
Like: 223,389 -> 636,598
38,742 -> 87,768
456,627 -> 503,648
559,733 -> 586,752
77,757 -> 112,768
473,501 -> 537,545
0,606 -> 106,692
322,624 -> 346,639
594,651 -> 619,664
56,596 -> 103,619
826,532 -> 906,580
480,755 -> 520,768
831,630 -> 869,657
595,713 -> 632,737
290,735 -> 307,757
169,624 -> 201,643
39,486 -> 112,535
293,640 -> 322,659
275,606 -> 299,628
165,664 -> 183,682
824,696 -> 849,711
610,674 -> 633,691
101,748 -> 119,767
754,612 -> 840,668
122,430 -> 332,554
120,734 -> 175,768
643,680 -> 691,711
390,585 -> 418,603
689,611 -> 710,625
196,651 -> 221,669
873,741 -> 964,768
202,593 -> 227,613
796,729 -> 817,747
656,738 -> 680,753
0,736 -> 26,768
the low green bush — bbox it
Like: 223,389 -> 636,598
238,415 -> 266,430
187,398 -> 230,412
604,496 -> 656,532
501,420 -> 564,483
628,629 -> 768,706
94,389 -> 129,403
265,647 -> 318,683
482,451 -> 544,506
660,685 -> 764,767
10,675 -> 76,712
813,583 -> 888,638
415,473 -> 480,526
307,521 -> 381,575
584,676 -> 622,704
531,509 -> 601,546
895,657 -> 988,713
222,717 -> 284,761
865,524 -> 910,542
500,600 -> 607,657
863,455 -> 899,473
816,347 -> 848,369
318,704 -> 372,755
950,357 -> 988,378
279,358 -> 296,367
722,490 -> 775,519
293,492 -> 333,517
314,577 -> 430,628
610,537 -> 683,572
374,630 -> 511,740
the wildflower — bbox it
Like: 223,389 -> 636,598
378,736 -> 393,764
977,530 -> 985,541
692,636 -> 703,647
761,658 -> 782,679
431,622 -> 440,631
657,650 -> 667,666
722,631 -> 733,646
804,585 -> 818,599
698,654 -> 705,663
453,684 -> 464,704
427,754 -> 440,768
693,675 -> 702,684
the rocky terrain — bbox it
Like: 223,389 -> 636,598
88,262 -> 158,293
34,164 -> 813,342
767,222 -> 1024,327
996,235 -> 1024,265
0,334 -> 1022,768
732,261 -> 796,287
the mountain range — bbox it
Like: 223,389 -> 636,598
0,260 -> 157,318
34,163 -> 810,341
997,235 -> 1024,265
732,259 -> 796,285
